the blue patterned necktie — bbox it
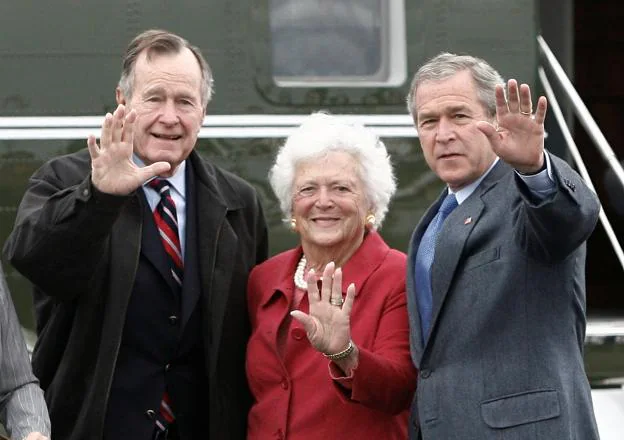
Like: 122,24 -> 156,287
414,192 -> 458,342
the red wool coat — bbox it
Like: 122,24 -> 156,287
246,231 -> 417,439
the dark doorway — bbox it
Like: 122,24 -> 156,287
574,0 -> 624,313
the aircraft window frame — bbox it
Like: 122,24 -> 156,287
268,0 -> 407,88
251,0 -> 411,108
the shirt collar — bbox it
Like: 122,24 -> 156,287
451,157 -> 499,204
133,154 -> 186,200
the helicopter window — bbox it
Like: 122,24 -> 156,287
269,0 -> 406,87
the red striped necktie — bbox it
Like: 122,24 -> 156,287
149,178 -> 184,288
148,178 -> 180,431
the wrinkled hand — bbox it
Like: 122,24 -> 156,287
290,262 -> 356,355
22,432 -> 49,440
477,79 -> 548,174
87,104 -> 170,195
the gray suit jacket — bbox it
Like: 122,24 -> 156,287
0,262 -> 50,439
406,154 -> 601,439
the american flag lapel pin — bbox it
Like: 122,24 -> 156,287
464,217 -> 472,225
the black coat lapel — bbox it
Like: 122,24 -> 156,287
107,195 -> 143,352
180,164 -> 202,329
187,153 -> 236,377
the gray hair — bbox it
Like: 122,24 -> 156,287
269,112 -> 397,229
406,52 -> 505,118
118,29 -> 214,110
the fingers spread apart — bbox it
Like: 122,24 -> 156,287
496,80 -> 548,125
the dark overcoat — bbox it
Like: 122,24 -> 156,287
3,149 -> 268,440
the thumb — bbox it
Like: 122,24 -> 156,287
476,120 -> 502,150
290,311 -> 315,335
476,120 -> 498,138
140,161 -> 172,181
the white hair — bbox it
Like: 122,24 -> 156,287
269,112 -> 397,229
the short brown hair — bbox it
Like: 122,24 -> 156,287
406,52 -> 504,119
118,29 -> 214,109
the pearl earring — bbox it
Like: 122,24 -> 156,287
290,218 -> 297,230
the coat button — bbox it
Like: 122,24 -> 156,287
82,188 -> 89,197
168,315 -> 178,325
165,363 -> 171,372
292,328 -> 305,340
420,369 -> 431,379
145,409 -> 156,420
280,379 -> 289,390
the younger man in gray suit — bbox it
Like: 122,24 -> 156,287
405,53 -> 600,439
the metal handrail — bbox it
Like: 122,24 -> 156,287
539,68 -> 624,270
537,35 -> 624,272
0,114 -> 417,139
537,36 -> 624,188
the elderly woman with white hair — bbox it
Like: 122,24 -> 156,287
245,112 -> 417,439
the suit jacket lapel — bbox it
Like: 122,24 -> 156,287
428,197 -> 483,338
426,161 -> 509,353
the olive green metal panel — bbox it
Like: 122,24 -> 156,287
585,339 -> 624,383
409,0 -> 538,84
1,0 -> 538,116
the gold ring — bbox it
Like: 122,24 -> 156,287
330,298 -> 344,307
520,110 -> 532,116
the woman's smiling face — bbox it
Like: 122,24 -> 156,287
292,151 -> 369,253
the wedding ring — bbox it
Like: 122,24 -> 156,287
330,297 -> 344,307
520,110 -> 532,116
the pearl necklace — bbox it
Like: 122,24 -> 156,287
294,254 -> 308,290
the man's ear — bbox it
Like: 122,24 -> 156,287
116,87 -> 126,105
